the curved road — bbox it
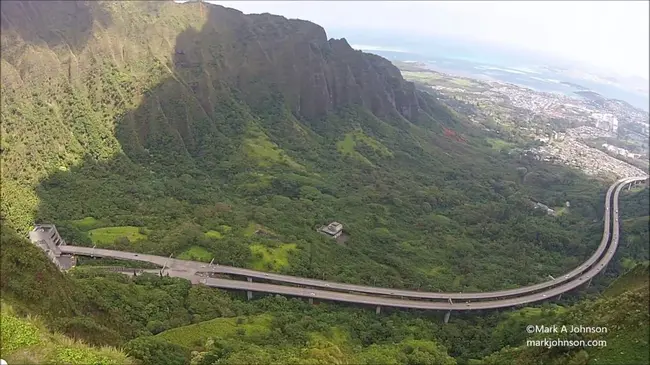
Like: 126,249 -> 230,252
60,176 -> 646,310
186,174 -> 637,310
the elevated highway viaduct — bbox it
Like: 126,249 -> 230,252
34,176 -> 647,317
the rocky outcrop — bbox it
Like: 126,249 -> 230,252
170,4 -> 426,121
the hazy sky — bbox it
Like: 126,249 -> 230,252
210,1 -> 650,80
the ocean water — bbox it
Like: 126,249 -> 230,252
335,30 -> 649,111
373,49 -> 576,93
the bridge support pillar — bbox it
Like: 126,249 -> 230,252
376,306 -> 381,315
309,298 -> 313,305
557,293 -> 562,300
586,278 -> 592,288
247,277 -> 253,300
444,311 -> 451,324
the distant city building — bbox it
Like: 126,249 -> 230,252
318,222 -> 343,239
591,113 -> 619,133
552,131 -> 566,141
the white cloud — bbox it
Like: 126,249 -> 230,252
210,1 -> 649,79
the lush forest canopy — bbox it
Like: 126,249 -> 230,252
1,1 -> 648,364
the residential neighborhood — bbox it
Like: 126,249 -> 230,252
398,65 -> 649,180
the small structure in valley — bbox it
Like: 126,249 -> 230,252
531,201 -> 557,216
318,222 -> 343,239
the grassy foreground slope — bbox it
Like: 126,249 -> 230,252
0,302 -> 133,365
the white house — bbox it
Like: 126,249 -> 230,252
318,222 -> 343,239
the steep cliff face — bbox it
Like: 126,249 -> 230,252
167,5 -> 425,121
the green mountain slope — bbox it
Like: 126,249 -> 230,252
0,0 -> 443,232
